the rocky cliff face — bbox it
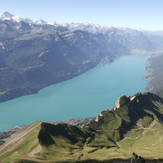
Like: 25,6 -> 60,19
81,92 -> 163,147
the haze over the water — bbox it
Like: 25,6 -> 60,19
1,0 -> 163,30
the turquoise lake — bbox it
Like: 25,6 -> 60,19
0,55 -> 149,132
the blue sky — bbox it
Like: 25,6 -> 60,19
1,0 -> 163,30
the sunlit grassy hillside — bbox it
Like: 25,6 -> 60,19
1,92 -> 163,163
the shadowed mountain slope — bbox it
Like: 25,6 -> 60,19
144,53 -> 163,98
1,92 -> 163,162
0,20 -> 130,103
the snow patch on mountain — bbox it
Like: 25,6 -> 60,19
0,11 -> 115,32
22,18 -> 33,24
1,11 -> 163,34
0,11 -> 14,20
0,11 -> 34,24
0,11 -> 33,24
34,19 -> 47,25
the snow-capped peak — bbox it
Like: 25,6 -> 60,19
0,11 -> 23,22
12,15 -> 22,22
0,11 -> 14,20
22,18 -> 33,24
0,11 -> 34,24
34,19 -> 47,25
0,11 -> 118,33
0,11 -> 49,25
48,21 -> 58,26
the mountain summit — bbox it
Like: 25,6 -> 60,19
0,11 -> 34,24
1,92 -> 163,162
0,11 -> 22,22
0,11 -> 14,19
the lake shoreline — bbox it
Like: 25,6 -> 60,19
0,55 -> 150,132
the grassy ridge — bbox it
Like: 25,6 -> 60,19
1,92 -> 163,162
0,121 -> 42,162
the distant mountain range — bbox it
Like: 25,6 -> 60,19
0,11 -> 116,31
1,11 -> 163,51
1,11 -> 163,35
0,11 -> 44,25
0,11 -> 163,102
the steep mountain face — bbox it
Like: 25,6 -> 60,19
144,53 -> 163,97
62,30 -> 129,61
143,31 -> 163,50
38,122 -> 86,147
82,92 -> 163,147
0,20 -> 129,102
104,27 -> 156,51
1,92 -> 163,162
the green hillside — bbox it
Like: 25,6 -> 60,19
1,92 -> 163,163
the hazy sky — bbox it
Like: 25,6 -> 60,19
1,0 -> 163,30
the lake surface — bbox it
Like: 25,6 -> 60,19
0,55 -> 149,132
